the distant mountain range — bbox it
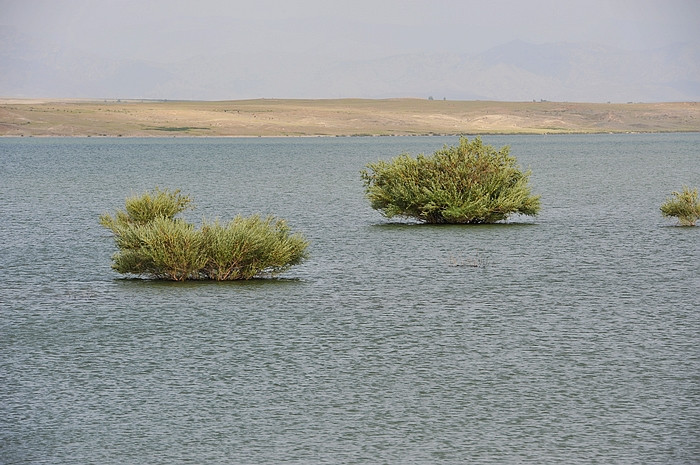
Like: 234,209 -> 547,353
1,33 -> 698,102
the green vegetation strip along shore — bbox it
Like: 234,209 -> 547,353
1,98 -> 698,137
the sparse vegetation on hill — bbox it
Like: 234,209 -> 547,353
1,99 -> 698,136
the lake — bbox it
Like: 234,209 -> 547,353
1,134 -> 698,464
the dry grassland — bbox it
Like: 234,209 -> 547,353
1,98 -> 698,137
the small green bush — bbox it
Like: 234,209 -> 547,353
100,188 -> 309,280
660,186 -> 700,226
361,136 -> 540,224
99,186 -> 193,228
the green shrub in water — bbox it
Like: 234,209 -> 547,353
660,185 -> 700,226
361,136 -> 540,224
100,188 -> 309,280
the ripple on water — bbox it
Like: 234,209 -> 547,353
1,135 -> 698,464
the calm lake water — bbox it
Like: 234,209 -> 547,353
1,134 -> 698,464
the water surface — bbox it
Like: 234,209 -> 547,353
1,134 -> 698,464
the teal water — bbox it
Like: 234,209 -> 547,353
1,134 -> 698,464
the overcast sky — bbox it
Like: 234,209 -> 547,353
2,0 -> 699,100
4,0 -> 699,59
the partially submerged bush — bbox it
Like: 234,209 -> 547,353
361,136 -> 540,224
660,185 -> 700,226
100,188 -> 309,280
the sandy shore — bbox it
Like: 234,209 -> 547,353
1,98 -> 698,136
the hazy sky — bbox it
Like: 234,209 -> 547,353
2,0 -> 699,100
4,0 -> 699,60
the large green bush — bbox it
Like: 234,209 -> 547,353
660,185 -> 700,226
100,188 -> 309,280
361,136 -> 540,224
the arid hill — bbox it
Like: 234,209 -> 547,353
1,98 -> 698,137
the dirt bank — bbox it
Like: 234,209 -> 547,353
1,98 -> 698,136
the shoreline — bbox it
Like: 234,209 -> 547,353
2,98 -> 698,137
3,130 -> 700,139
